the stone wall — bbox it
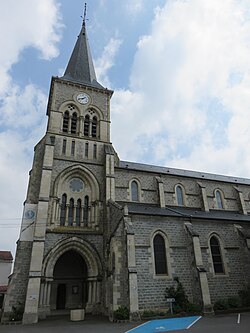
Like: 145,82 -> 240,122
1,241 -> 32,322
115,166 -> 250,213
128,213 -> 250,311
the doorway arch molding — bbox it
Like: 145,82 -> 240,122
42,236 -> 102,278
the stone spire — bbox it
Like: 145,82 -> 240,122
62,7 -> 103,89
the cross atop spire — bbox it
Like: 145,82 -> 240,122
82,3 -> 87,26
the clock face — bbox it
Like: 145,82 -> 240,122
69,178 -> 84,192
76,93 -> 89,105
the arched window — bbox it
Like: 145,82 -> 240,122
68,198 -> 74,226
215,190 -> 224,209
131,180 -> 139,201
176,185 -> 184,206
92,116 -> 97,137
71,112 -> 77,134
76,199 -> 81,226
210,236 -> 224,274
84,115 -> 90,136
83,195 -> 89,225
153,234 -> 168,275
60,194 -> 67,226
63,111 -> 69,133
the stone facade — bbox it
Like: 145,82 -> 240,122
2,20 -> 250,325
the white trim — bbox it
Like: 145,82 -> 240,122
187,316 -> 202,329
125,321 -> 151,333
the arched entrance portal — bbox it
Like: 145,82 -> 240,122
52,250 -> 88,310
39,237 -> 103,318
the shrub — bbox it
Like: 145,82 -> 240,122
142,310 -> 167,318
165,277 -> 189,312
113,306 -> 129,320
142,310 -> 156,318
227,296 -> 240,309
213,299 -> 229,311
186,303 -> 202,314
11,304 -> 24,321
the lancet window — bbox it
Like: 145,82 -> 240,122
153,234 -> 168,275
59,193 -> 90,227
210,235 -> 225,274
175,184 -> 185,206
62,105 -> 78,135
215,189 -> 224,209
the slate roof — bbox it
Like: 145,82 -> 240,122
118,202 -> 250,222
118,160 -> 250,186
62,22 -> 104,89
0,251 -> 13,261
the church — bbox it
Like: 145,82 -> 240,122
2,14 -> 250,325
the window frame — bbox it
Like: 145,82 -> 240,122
175,184 -> 186,206
129,179 -> 141,202
151,231 -> 172,279
215,189 -> 224,209
209,234 -> 226,276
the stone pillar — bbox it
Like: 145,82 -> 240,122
79,116 -> 83,135
127,233 -> 139,320
22,136 -> 55,324
155,177 -> 165,208
185,222 -> 213,314
105,145 -> 115,201
234,187 -> 247,215
198,183 -> 209,212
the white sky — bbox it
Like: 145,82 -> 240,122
1,0 -> 250,256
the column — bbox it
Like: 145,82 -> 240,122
127,232 -> 139,319
185,222 -> 213,314
198,182 -> 209,212
79,116 -> 84,136
234,187 -> 247,215
22,138 -> 55,324
156,176 -> 165,208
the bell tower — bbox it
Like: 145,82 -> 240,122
2,10 -> 116,324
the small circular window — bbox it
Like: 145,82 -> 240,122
69,178 -> 84,193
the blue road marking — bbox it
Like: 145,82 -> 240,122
126,316 -> 201,333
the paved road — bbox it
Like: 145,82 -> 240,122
189,312 -> 250,333
0,315 -> 137,333
1,312 -> 250,333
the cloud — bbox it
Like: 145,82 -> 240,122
125,0 -> 144,16
0,0 -> 62,254
112,0 -> 250,177
95,37 -> 123,87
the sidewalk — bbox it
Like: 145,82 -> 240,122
0,315 -> 138,333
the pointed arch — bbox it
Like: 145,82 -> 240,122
60,194 -> 67,226
129,179 -> 141,202
151,230 -> 172,278
68,198 -> 74,226
71,112 -> 78,134
42,237 -> 102,279
209,234 -> 225,274
76,199 -> 81,226
92,116 -> 98,138
215,189 -> 224,209
175,184 -> 185,206
63,111 -> 69,133
84,115 -> 90,136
